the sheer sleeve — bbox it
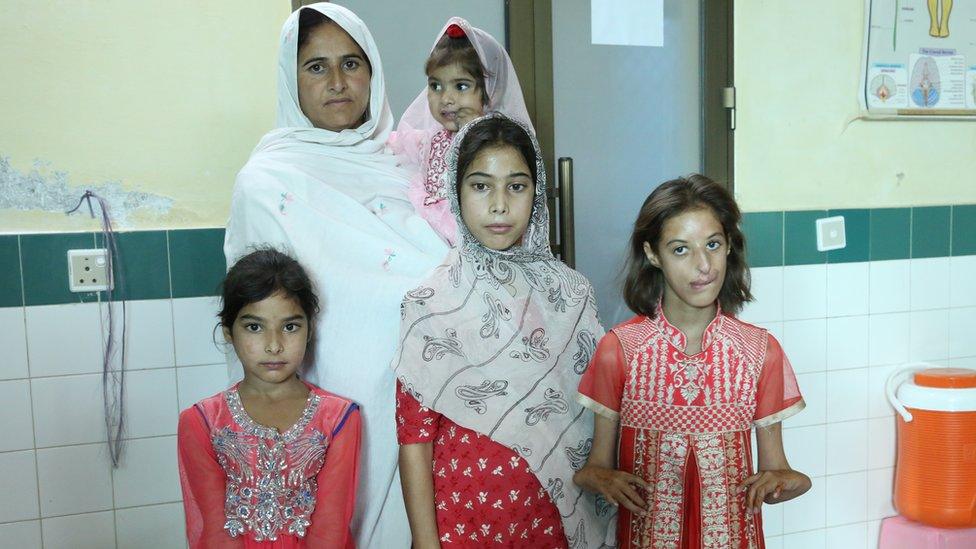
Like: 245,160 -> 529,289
177,406 -> 242,549
395,379 -> 441,444
753,333 -> 805,428
577,331 -> 627,421
305,404 -> 361,548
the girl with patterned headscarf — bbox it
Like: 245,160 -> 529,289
393,113 -> 610,548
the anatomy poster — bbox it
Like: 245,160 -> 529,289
863,0 -> 976,115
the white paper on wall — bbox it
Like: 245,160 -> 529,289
591,0 -> 664,47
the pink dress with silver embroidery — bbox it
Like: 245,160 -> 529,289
392,128 -> 459,245
578,307 -> 804,549
177,382 -> 360,548
395,380 -> 567,547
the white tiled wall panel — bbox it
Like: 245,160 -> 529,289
41,511 -> 116,549
25,303 -> 104,377
36,443 -> 114,517
115,502 -> 186,549
0,307 -> 29,380
172,297 -> 227,367
0,257 -> 970,547
0,379 -> 34,452
742,258 -> 976,547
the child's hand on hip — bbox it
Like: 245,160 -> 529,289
574,465 -> 650,516
739,469 -> 808,513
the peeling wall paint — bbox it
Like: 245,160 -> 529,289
0,156 -> 173,227
0,1 -> 289,233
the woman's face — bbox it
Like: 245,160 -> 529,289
297,23 -> 371,132
459,145 -> 535,251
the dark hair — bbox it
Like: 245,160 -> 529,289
425,32 -> 489,106
622,174 -> 752,317
297,8 -> 373,73
298,8 -> 332,50
218,248 -> 320,329
455,116 -> 537,193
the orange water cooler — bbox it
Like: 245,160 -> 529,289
886,365 -> 976,528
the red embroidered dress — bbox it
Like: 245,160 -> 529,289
578,306 -> 804,549
178,382 -> 361,549
396,380 -> 568,547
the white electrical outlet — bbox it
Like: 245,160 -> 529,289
68,249 -> 112,292
816,216 -> 847,252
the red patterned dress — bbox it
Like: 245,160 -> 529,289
578,306 -> 804,549
396,380 -> 567,547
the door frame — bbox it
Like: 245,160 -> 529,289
506,0 -> 734,191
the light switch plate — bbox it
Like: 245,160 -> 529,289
816,216 -> 846,252
68,249 -> 112,292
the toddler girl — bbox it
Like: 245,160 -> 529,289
392,17 -> 533,246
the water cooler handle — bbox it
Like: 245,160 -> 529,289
885,362 -> 931,423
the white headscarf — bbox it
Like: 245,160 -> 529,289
224,4 -> 448,547
393,113 -> 610,548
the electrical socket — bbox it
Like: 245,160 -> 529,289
816,216 -> 847,252
68,249 -> 112,292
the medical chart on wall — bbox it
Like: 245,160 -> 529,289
862,0 -> 976,116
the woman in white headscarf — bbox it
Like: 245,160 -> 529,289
224,4 -> 448,547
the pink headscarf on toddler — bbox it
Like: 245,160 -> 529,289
390,17 -> 534,246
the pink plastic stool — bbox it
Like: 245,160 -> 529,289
879,515 -> 976,548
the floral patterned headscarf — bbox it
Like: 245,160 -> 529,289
393,113 -> 611,547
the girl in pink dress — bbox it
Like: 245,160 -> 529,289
178,249 -> 360,548
574,176 -> 812,549
391,17 -> 533,246
393,114 -> 609,548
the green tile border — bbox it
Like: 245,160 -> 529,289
869,208 -> 911,261
96,230 -> 171,301
911,206 -> 951,259
784,210 -> 828,266
952,205 -> 976,256
0,236 -> 24,307
827,209 -> 869,263
20,232 -> 99,306
742,212 -> 783,268
1,204 -> 973,307
168,228 -> 226,299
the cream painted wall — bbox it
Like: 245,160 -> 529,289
734,0 -> 976,212
0,1 -> 290,232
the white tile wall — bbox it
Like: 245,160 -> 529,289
910,258 -> 950,310
827,262 -> 869,317
31,374 -> 106,447
0,295 -> 230,546
36,443 -> 114,517
949,255 -> 976,307
783,264 -> 826,320
112,436 -> 181,508
41,511 -> 116,549
115,502 -> 186,549
172,297 -> 227,367
1,256 -> 973,547
0,450 -> 39,523
0,307 -> 29,380
741,257 -> 976,547
102,300 -> 177,370
25,303 -> 104,377
869,260 -> 910,314
0,519 -> 42,548
0,380 -> 35,452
